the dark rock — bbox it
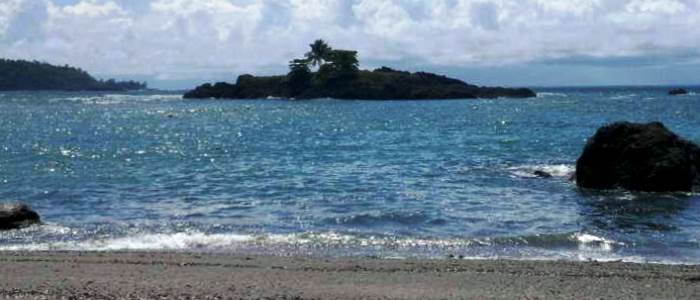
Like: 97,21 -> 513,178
183,68 -> 536,100
575,122 -> 700,192
533,170 -> 553,178
0,203 -> 40,230
669,88 -> 689,96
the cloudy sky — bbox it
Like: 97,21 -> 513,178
1,0 -> 698,89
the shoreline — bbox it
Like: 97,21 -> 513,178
1,251 -> 699,299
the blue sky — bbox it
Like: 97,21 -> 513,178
1,0 -> 699,90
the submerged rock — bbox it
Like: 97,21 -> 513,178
669,88 -> 689,96
0,203 -> 40,230
575,122 -> 700,192
533,170 -> 553,178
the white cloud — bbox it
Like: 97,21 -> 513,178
60,0 -> 125,17
535,0 -> 603,16
0,0 -> 699,85
0,0 -> 22,35
626,0 -> 686,14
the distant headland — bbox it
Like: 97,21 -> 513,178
0,59 -> 146,91
184,40 -> 536,100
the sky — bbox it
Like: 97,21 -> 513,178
0,0 -> 699,90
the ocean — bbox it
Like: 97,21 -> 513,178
1,88 -> 699,263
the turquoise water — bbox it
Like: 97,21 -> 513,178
1,88 -> 699,263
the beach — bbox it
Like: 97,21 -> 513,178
1,252 -> 699,299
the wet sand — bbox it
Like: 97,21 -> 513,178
1,252 -> 700,299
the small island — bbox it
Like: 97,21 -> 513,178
184,40 -> 536,100
0,59 -> 146,91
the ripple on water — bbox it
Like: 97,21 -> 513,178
2,90 -> 700,263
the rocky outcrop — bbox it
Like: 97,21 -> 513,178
183,68 -> 536,100
575,122 -> 700,192
669,88 -> 689,96
0,203 -> 40,230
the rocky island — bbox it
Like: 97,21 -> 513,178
0,59 -> 146,91
184,40 -> 536,100
669,88 -> 689,96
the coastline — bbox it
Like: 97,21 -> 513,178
1,251 -> 699,299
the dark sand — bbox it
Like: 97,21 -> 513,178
1,252 -> 700,299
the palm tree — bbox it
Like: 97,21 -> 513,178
305,39 -> 332,68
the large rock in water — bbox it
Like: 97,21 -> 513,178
576,122 -> 700,192
0,203 -> 40,230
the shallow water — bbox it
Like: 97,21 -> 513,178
1,88 -> 699,263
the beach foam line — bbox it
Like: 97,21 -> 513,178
3,228 -> 690,264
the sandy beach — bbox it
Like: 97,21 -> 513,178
0,252 -> 698,299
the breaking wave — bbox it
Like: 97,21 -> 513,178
0,224 -> 683,264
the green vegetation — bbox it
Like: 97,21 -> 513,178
0,59 -> 146,91
184,40 -> 536,100
288,59 -> 312,96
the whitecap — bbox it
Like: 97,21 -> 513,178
536,92 -> 568,98
49,94 -> 182,105
610,94 -> 637,100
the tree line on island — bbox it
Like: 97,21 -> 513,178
0,59 -> 146,91
184,39 -> 536,100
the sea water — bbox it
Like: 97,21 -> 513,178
1,88 -> 699,263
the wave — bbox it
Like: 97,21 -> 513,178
0,231 -> 562,251
49,94 -> 182,105
572,233 -> 621,251
536,92 -> 568,98
609,94 -> 637,100
2,225 -> 674,263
